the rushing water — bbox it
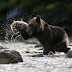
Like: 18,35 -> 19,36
0,39 -> 72,72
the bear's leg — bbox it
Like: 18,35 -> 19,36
43,49 -> 50,55
49,48 -> 55,54
52,51 -> 55,53
57,42 -> 70,53
64,47 -> 70,53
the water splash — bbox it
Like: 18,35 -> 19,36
4,25 -> 23,44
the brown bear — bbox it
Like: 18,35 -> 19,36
12,15 -> 70,55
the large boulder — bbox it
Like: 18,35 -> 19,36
0,50 -> 23,64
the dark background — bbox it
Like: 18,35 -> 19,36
0,0 -> 72,40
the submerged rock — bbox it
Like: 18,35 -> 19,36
0,50 -> 23,64
67,50 -> 72,58
0,46 -> 6,49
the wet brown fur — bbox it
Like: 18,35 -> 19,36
33,17 -> 45,31
12,15 -> 70,55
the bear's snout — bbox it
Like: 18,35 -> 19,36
26,26 -> 32,35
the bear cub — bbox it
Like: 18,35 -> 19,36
18,15 -> 70,55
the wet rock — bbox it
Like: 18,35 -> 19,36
0,50 -> 23,64
67,50 -> 72,58
0,46 -> 6,49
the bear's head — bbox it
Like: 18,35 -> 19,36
27,15 -> 45,35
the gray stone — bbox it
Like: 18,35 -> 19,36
67,50 -> 72,58
0,50 -> 23,64
0,46 -> 6,49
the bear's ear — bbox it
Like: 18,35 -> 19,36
36,15 -> 40,23
31,14 -> 36,19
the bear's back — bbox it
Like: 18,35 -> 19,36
49,25 -> 69,46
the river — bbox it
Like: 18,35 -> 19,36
0,38 -> 72,72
